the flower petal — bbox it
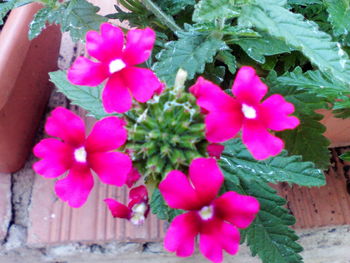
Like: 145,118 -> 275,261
214,192 -> 259,228
89,152 -> 132,187
45,107 -> 85,147
121,67 -> 162,103
102,74 -> 133,113
85,116 -> 127,153
200,219 -> 240,263
67,57 -> 109,86
159,170 -> 203,210
242,120 -> 284,160
33,138 -> 73,178
260,94 -> 300,131
55,165 -> 94,208
189,158 -> 224,206
125,168 -> 141,188
129,185 -> 148,203
122,27 -> 156,65
207,143 -> 225,159
232,66 -> 268,105
86,23 -> 124,62
104,198 -> 131,219
190,77 -> 237,113
164,212 -> 200,257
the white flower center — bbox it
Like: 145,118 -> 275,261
109,59 -> 126,74
130,203 -> 147,225
241,104 -> 257,119
74,147 -> 87,163
199,205 -> 214,220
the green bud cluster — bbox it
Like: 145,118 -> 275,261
125,86 -> 207,183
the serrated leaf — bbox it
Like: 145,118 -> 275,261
324,0 -> 350,36
234,33 -> 294,63
154,0 -> 195,15
0,0 -> 33,24
217,50 -> 237,74
193,0 -> 240,22
220,138 -> 325,186
60,0 -> 107,41
153,31 -> 227,86
28,7 -> 51,40
239,0 -> 350,84
224,179 -> 303,263
49,70 -> 109,119
288,0 -> 321,5
150,188 -> 184,222
276,67 -> 350,101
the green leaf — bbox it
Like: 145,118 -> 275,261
28,7 -> 51,40
239,0 -> 350,84
153,30 -> 227,86
49,70 -> 109,119
154,0 -> 195,15
60,0 -> 107,41
224,179 -> 303,263
234,33 -> 294,64
192,0 -> 240,22
150,188 -> 184,222
217,50 -> 237,74
324,0 -> 350,36
288,0 -> 321,5
276,67 -> 350,101
340,151 -> 350,161
220,138 -> 326,186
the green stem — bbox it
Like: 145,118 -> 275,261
140,0 -> 182,32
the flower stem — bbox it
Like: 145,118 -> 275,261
140,0 -> 182,33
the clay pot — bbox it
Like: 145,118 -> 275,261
0,3 -> 61,173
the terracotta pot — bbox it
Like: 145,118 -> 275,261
0,3 -> 61,173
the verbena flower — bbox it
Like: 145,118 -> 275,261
68,23 -> 162,113
105,185 -> 149,225
159,158 -> 259,263
125,167 -> 141,188
33,107 -> 132,208
190,66 -> 300,160
207,143 -> 225,159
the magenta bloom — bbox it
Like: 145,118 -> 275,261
190,66 -> 300,160
33,107 -> 132,208
105,185 -> 149,225
207,143 -> 225,159
68,23 -> 162,113
159,158 -> 259,263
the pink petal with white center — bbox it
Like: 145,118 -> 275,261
189,158 -> 224,206
33,138 -> 74,178
86,23 -> 124,62
67,57 -> 109,86
205,111 -> 243,143
85,116 -> 127,153
159,170 -> 203,211
200,219 -> 240,263
129,185 -> 148,203
232,66 -> 268,105
207,143 -> 225,159
102,74 -> 133,113
242,120 -> 284,160
260,94 -> 300,131
122,27 -> 156,66
45,107 -> 85,147
121,67 -> 162,103
89,152 -> 131,186
214,192 -> 259,228
126,168 -> 141,188
104,198 -> 131,219
164,212 -> 200,257
55,165 -> 94,208
190,77 -> 238,113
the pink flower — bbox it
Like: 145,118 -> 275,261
67,23 -> 162,113
105,185 -> 149,225
159,158 -> 259,263
33,107 -> 132,208
125,167 -> 141,188
190,66 -> 300,160
207,143 -> 225,159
